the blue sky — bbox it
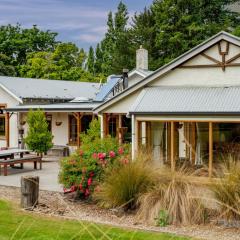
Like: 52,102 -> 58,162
0,0 -> 152,49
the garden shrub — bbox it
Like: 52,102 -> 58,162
211,159 -> 240,220
59,119 -> 129,199
94,156 -> 158,210
25,109 -> 53,155
137,167 -> 206,225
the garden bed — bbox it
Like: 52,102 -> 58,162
0,185 -> 240,240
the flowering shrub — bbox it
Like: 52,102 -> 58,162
59,119 -> 130,199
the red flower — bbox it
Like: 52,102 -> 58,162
109,151 -> 116,158
92,153 -> 97,159
79,149 -> 84,156
89,172 -> 94,177
98,152 -> 106,159
85,188 -> 90,196
70,185 -> 76,192
87,178 -> 92,186
118,147 -> 124,155
79,183 -> 83,190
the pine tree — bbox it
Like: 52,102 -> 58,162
131,7 -> 158,70
99,2 -> 133,75
87,46 -> 95,74
101,12 -> 115,75
25,109 -> 53,155
95,43 -> 103,74
151,0 -> 240,66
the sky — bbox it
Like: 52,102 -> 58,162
0,0 -> 152,49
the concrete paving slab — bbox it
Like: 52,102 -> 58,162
0,160 -> 62,192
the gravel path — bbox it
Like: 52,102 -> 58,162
0,185 -> 239,240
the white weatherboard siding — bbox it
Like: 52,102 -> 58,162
22,112 -> 69,146
0,87 -> 19,148
104,90 -> 141,114
150,42 -> 240,87
51,113 -> 69,146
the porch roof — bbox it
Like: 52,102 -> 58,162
6,102 -> 100,113
129,86 -> 240,115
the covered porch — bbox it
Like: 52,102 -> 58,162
129,86 -> 240,177
133,118 -> 240,177
6,102 -> 99,151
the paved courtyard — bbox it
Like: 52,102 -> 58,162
0,157 -> 62,192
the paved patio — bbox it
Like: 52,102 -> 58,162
0,157 -> 62,192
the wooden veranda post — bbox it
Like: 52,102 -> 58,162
170,121 -> 176,171
5,112 -> 9,148
118,115 -> 122,144
191,122 -> 196,165
209,122 -> 213,177
73,113 -> 82,148
102,113 -> 108,137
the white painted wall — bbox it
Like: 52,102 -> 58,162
22,112 -> 69,147
104,90 -> 141,113
51,112 -> 69,145
0,87 -> 20,148
150,42 -> 240,87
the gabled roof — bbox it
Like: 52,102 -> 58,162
129,86 -> 240,115
0,76 -> 99,101
94,31 -> 240,113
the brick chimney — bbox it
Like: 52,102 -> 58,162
136,45 -> 148,70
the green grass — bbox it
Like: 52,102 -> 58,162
0,200 -> 192,240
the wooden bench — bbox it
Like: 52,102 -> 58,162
0,156 -> 42,176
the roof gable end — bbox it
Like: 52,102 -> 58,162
94,31 -> 240,113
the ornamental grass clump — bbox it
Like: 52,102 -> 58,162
137,167 -> 206,226
94,156 -> 158,210
211,158 -> 240,221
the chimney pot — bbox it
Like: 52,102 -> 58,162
136,46 -> 148,70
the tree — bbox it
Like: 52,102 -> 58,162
130,7 -> 159,70
151,0 -> 240,66
25,109 -> 53,155
87,46 -> 95,74
95,43 -> 103,74
19,43 -> 97,82
0,53 -> 16,76
0,24 -> 57,65
96,2 -> 133,75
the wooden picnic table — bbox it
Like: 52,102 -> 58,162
0,149 -> 30,159
0,149 -> 42,176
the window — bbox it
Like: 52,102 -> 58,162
0,116 -> 5,137
69,115 -> 77,145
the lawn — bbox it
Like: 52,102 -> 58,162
0,200 -> 192,240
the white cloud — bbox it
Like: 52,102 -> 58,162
77,33 -> 103,43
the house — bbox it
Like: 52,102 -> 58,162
94,31 -> 240,177
0,77 -> 100,152
0,46 -> 151,153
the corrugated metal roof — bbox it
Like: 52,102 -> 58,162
130,86 -> 240,114
95,76 -> 120,101
0,76 -> 99,100
6,102 -> 100,112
